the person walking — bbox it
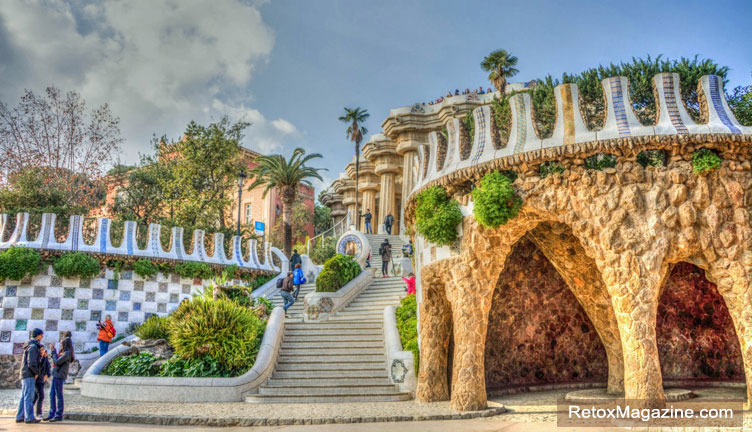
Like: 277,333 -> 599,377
292,263 -> 306,300
32,346 -> 51,418
360,209 -> 373,234
384,212 -> 394,235
379,239 -> 392,278
96,315 -> 116,356
45,332 -> 73,423
280,272 -> 295,313
402,272 -> 416,295
16,328 -> 43,424
289,249 -> 302,269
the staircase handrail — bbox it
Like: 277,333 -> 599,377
306,210 -> 351,256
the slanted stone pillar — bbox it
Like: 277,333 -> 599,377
395,132 -> 426,234
355,160 -> 378,233
364,134 -> 402,235
416,264 -> 452,402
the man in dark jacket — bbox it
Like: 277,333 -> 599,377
379,239 -> 392,278
280,272 -> 295,313
45,332 -> 74,422
289,249 -> 302,269
16,328 -> 43,424
384,213 -> 394,235
360,209 -> 373,234
32,346 -> 51,417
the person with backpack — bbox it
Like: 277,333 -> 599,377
360,209 -> 373,234
45,332 -> 74,423
96,315 -> 116,356
16,328 -> 43,424
32,346 -> 51,418
280,272 -> 295,313
384,212 -> 395,235
289,249 -> 302,269
379,239 -> 392,278
292,263 -> 307,300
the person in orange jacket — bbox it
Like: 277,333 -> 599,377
96,315 -> 116,356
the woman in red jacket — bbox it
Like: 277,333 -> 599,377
96,315 -> 116,356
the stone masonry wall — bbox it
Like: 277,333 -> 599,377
484,239 -> 609,390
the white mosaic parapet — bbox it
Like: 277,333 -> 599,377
410,74 -> 750,197
0,213 -> 282,271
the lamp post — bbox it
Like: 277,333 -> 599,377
237,169 -> 246,237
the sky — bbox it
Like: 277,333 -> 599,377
1,0 -> 750,196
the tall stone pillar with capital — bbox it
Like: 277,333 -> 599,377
394,132 -> 426,234
351,160 -> 378,233
363,134 -> 401,235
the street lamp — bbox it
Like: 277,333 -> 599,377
237,169 -> 246,237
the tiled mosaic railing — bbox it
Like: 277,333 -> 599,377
0,212 -> 285,272
412,74 -> 752,197
0,268 -> 203,355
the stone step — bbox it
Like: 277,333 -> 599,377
281,341 -> 384,349
275,362 -> 385,372
283,335 -> 383,343
326,316 -> 382,322
279,347 -> 385,356
272,369 -> 389,379
266,377 -> 392,387
332,310 -> 384,318
245,393 -> 411,403
284,329 -> 383,337
342,305 -> 396,312
285,322 -> 382,330
258,384 -> 399,396
278,354 -> 385,363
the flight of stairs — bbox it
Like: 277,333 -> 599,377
248,234 -> 410,403
365,234 -> 405,275
268,282 -> 315,323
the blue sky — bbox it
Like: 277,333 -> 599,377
1,0 -> 750,195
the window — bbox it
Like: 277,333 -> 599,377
245,203 -> 252,224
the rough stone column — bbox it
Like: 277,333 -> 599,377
378,172 -> 396,231
361,189 -> 377,232
416,264 -> 452,402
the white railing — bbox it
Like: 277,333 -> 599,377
305,210 -> 351,259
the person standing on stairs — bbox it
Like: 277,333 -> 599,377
292,263 -> 306,300
289,249 -> 302,269
280,272 -> 296,313
384,212 -> 394,235
360,209 -> 373,234
379,239 -> 392,278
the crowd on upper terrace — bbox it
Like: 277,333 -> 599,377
424,86 -> 494,106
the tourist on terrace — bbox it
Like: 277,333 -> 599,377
487,87 -> 492,93
289,249 -> 302,269
360,209 -> 373,234
280,272 -> 295,313
45,332 -> 74,423
402,272 -> 416,295
402,239 -> 414,258
445,91 -> 452,97
454,89 -> 459,95
32,346 -> 51,418
292,263 -> 306,300
379,239 -> 392,278
16,328 -> 43,424
96,315 -> 115,356
384,212 -> 395,235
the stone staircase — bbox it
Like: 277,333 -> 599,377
365,234 -> 405,275
268,282 -> 315,323
248,234 -> 409,403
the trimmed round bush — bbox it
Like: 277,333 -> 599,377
692,148 -> 722,175
414,186 -> 463,246
472,171 -> 522,228
52,252 -> 100,279
168,298 -> 266,373
132,259 -> 159,279
135,315 -> 171,340
315,254 -> 361,292
0,247 -> 41,281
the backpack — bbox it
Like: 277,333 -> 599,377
378,245 -> 385,256
111,325 -> 117,338
276,278 -> 284,288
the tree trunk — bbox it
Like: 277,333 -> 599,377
282,196 -> 294,257
354,143 -> 360,226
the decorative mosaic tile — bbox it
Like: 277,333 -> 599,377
3,308 -> 13,319
17,297 -> 30,308
158,283 -> 168,293
5,286 -> 17,297
107,279 -> 119,290
77,299 -> 89,310
181,284 -> 191,294
20,275 -> 32,284
133,302 -> 142,311
63,288 -> 76,298
75,321 -> 86,331
117,311 -> 128,322
134,281 -> 144,291
146,292 -> 155,302
15,319 -> 27,331
169,293 -> 179,303
169,274 -> 178,283
33,286 -> 46,297
92,288 -> 104,300
157,303 -> 166,313
74,343 -> 84,352
121,270 -> 133,280
145,312 -> 155,320
79,278 -> 91,288
50,276 -> 62,287
0,331 -> 10,342
45,320 -> 58,331
105,300 -> 116,311
31,308 -> 44,319
119,291 -> 131,301
61,309 -> 73,320
147,275 -> 157,282
13,343 -> 25,354
48,297 -> 61,309
91,310 -> 101,322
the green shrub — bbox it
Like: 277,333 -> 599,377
472,172 -> 522,228
0,247 -> 41,281
254,296 -> 274,311
414,186 -> 463,246
395,294 -> 419,374
175,261 -> 212,280
135,315 -> 171,340
462,111 -> 475,145
159,354 -> 231,378
315,254 -> 361,292
168,298 -> 266,374
309,236 -> 337,265
250,274 -> 274,290
103,352 -> 160,376
222,264 -> 240,280
692,148 -> 722,175
220,285 -> 253,308
53,252 -> 100,279
584,153 -> 617,170
491,94 -> 512,146
132,259 -> 159,279
636,149 -> 666,168
539,161 -> 565,178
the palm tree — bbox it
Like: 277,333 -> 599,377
481,49 -> 519,94
338,107 -> 369,222
247,148 -> 325,257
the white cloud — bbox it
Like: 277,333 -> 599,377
0,0 -> 287,162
